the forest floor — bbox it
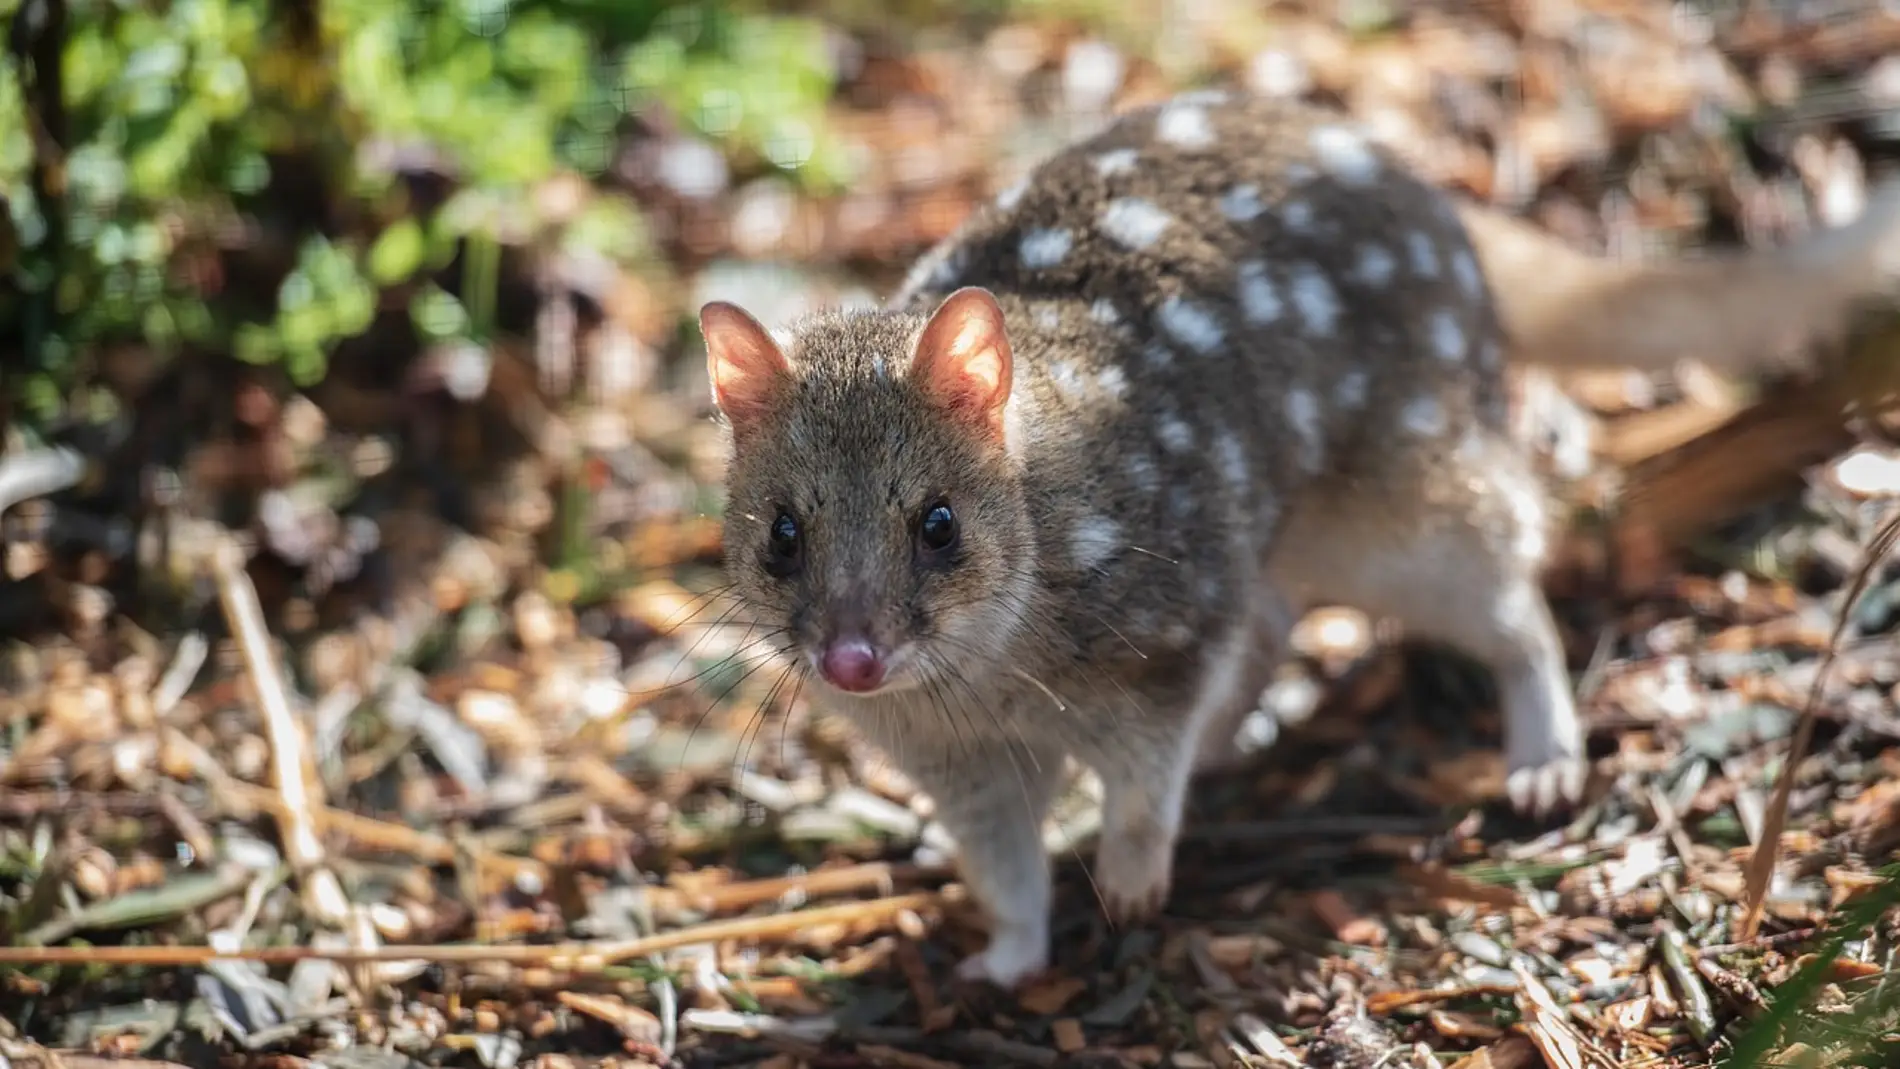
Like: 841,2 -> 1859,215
9,1 -> 1900,1067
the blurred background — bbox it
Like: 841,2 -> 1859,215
8,1 -> 1900,1066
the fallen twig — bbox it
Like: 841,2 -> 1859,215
668,860 -> 950,913
1738,510 -> 1900,940
211,535 -> 350,926
0,889 -> 947,968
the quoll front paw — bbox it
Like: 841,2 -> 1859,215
953,926 -> 1049,989
1505,754 -> 1587,819
1096,823 -> 1175,926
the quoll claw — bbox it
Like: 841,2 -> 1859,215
1506,757 -> 1587,819
1096,823 -> 1176,927
954,931 -> 1049,989
1102,883 -> 1169,928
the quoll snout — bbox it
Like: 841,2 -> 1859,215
819,635 -> 888,692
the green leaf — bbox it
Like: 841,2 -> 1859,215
410,284 -> 470,340
367,218 -> 427,285
234,323 -> 281,365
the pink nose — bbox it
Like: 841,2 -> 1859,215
820,637 -> 886,692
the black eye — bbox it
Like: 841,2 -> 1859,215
916,501 -> 959,556
764,510 -> 803,578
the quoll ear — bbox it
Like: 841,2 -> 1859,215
701,301 -> 792,439
909,287 -> 1014,438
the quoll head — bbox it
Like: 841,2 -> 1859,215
701,288 -> 1040,701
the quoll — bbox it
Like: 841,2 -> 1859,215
698,89 -> 1900,988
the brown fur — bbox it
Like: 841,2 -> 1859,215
701,89 -> 1900,990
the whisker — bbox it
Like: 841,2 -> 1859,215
773,666 -> 811,767
1125,544 -> 1180,566
663,597 -> 758,687
680,638 -> 799,765
655,581 -> 742,632
661,628 -> 793,693
1012,669 -> 1067,713
734,659 -> 801,776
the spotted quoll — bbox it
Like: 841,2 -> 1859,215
699,89 -> 1900,988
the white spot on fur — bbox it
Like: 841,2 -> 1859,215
1285,387 -> 1324,471
1282,200 -> 1315,232
1157,295 -> 1225,354
1095,149 -> 1139,177
1047,359 -> 1087,398
1335,370 -> 1368,409
1429,310 -> 1465,362
1019,228 -> 1073,269
1157,413 -> 1195,453
1400,396 -> 1448,437
1407,231 -> 1439,277
1220,184 -> 1264,222
1034,304 -> 1062,330
1095,363 -> 1128,400
1452,248 -> 1482,295
1168,484 -> 1195,519
1309,125 -> 1379,185
1126,451 -> 1161,495
1354,244 -> 1396,287
996,176 -> 1030,211
1198,575 -> 1223,607
905,245 -> 966,294
1289,265 -> 1340,335
1090,298 -> 1121,326
1237,260 -> 1283,325
1214,429 -> 1249,490
1100,197 -> 1174,250
1144,342 -> 1174,370
1163,620 -> 1195,648
1070,514 -> 1122,572
1156,102 -> 1215,149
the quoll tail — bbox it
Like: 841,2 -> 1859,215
1457,177 -> 1900,376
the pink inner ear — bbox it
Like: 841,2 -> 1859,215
911,288 -> 1014,432
701,301 -> 790,434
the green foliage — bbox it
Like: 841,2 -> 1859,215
234,235 -> 377,386
1,0 -> 845,421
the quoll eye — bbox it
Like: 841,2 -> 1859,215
916,501 -> 959,556
764,510 -> 803,577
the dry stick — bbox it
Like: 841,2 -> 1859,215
0,890 -> 947,968
678,861 -> 950,913
1738,511 -> 1900,941
211,536 -> 350,926
210,775 -> 545,881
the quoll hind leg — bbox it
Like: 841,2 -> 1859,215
1191,582 -> 1301,776
1269,433 -> 1587,816
892,738 -> 1068,989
